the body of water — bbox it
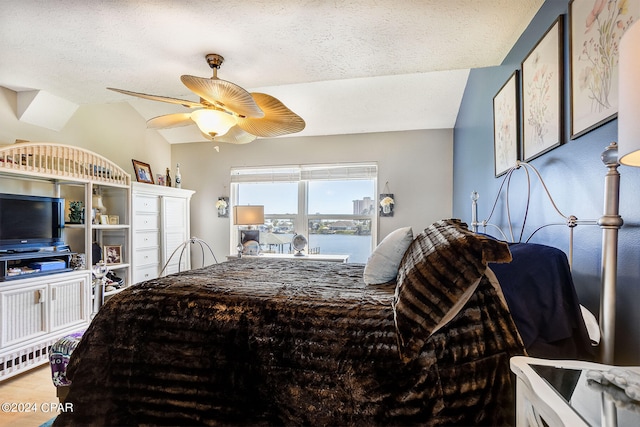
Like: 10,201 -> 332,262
265,233 -> 371,264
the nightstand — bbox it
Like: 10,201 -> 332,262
226,253 -> 349,263
510,356 -> 640,427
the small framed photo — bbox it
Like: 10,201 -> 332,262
104,245 -> 122,265
156,174 -> 165,186
99,214 -> 110,225
108,215 -> 119,225
132,159 -> 154,184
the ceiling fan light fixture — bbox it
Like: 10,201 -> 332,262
191,109 -> 237,137
108,53 -> 304,143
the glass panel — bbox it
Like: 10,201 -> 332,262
308,180 -> 375,215
237,182 -> 298,215
308,218 -> 372,264
260,218 -> 295,254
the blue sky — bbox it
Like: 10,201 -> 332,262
237,180 -> 374,215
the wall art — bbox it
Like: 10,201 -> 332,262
493,71 -> 520,177
570,0 -> 639,139
522,17 -> 563,162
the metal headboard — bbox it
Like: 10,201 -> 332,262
471,143 -> 622,365
471,160 -> 596,269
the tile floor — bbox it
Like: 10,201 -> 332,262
0,365 -> 58,427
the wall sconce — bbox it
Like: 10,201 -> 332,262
379,182 -> 394,217
216,197 -> 229,218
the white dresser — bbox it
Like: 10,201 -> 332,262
131,183 -> 195,284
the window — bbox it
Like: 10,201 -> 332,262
231,163 -> 377,263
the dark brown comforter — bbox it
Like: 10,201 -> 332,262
55,222 -> 525,426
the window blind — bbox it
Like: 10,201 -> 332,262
230,163 -> 377,183
230,166 -> 301,183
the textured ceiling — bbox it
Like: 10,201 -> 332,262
0,0 -> 543,143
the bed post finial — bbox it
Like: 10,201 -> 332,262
599,141 -> 622,365
471,191 -> 479,232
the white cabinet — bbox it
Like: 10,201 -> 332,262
0,271 -> 91,378
0,142 -> 130,381
49,274 -> 91,332
131,183 -> 194,283
0,283 -> 48,348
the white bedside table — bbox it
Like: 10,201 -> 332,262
226,253 -> 349,263
510,356 -> 640,427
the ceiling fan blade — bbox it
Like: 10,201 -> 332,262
147,113 -> 194,129
236,93 -> 305,138
211,126 -> 257,145
180,75 -> 264,118
108,87 -> 204,109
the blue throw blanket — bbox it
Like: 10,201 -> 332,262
490,242 -> 593,359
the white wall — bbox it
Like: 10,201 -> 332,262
0,87 -> 171,178
0,85 -> 454,266
172,129 -> 453,265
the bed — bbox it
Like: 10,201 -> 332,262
54,219 -> 527,426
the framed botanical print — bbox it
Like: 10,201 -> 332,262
493,71 -> 520,177
570,0 -> 639,139
521,17 -> 563,162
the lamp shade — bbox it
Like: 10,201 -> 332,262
191,109 -> 237,138
233,205 -> 265,225
618,19 -> 640,167
92,194 -> 106,211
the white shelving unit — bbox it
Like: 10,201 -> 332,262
0,142 -> 131,380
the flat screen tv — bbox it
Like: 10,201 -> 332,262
0,193 -> 65,252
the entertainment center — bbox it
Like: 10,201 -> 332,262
0,142 -> 131,380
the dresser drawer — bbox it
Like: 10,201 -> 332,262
133,247 -> 159,267
133,231 -> 159,249
133,195 -> 160,214
133,264 -> 159,284
133,213 -> 159,231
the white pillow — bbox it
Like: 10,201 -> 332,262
363,226 -> 413,285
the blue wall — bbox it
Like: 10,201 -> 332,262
453,0 -> 640,365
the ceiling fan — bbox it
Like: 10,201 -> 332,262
108,54 -> 305,144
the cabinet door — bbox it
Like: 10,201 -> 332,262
0,285 -> 48,347
162,196 -> 189,273
49,275 -> 90,332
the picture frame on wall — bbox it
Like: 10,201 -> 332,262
493,71 -> 520,177
522,16 -> 563,162
569,0 -> 639,139
132,159 -> 154,184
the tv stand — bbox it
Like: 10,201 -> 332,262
0,250 -> 74,281
0,142 -> 131,382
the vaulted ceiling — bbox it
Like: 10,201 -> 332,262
0,0 -> 543,143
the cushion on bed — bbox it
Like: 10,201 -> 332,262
363,226 -> 413,284
393,218 -> 512,357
